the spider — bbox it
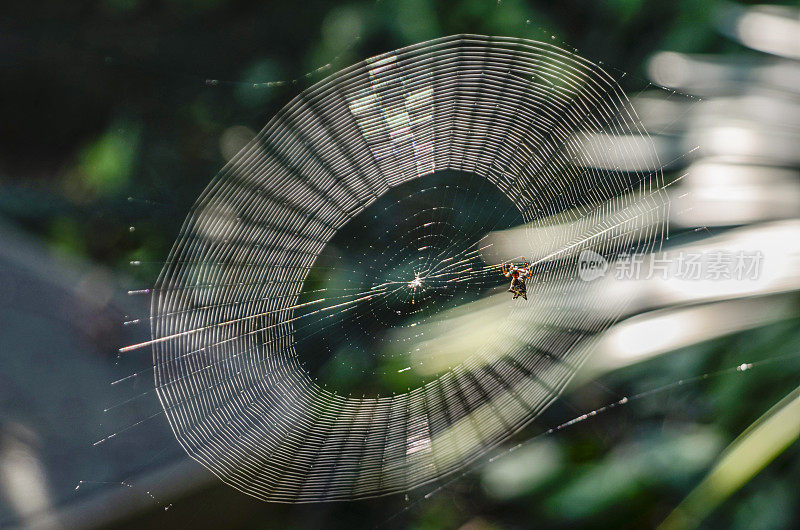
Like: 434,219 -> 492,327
502,258 -> 532,300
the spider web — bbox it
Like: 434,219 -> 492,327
119,35 -> 672,503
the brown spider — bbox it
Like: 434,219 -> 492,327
502,258 -> 531,300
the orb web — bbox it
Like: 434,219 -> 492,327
294,170 -> 525,396
150,35 -> 669,502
